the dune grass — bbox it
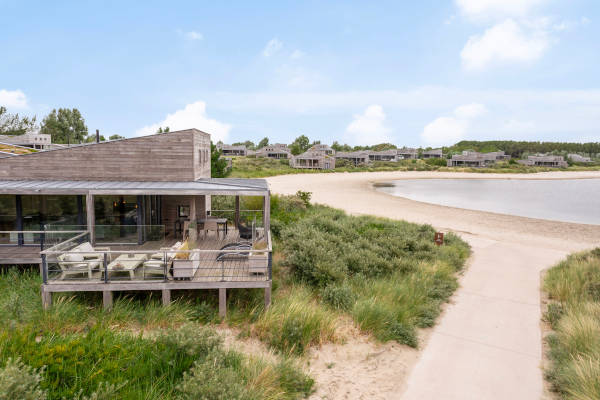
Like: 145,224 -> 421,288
543,248 -> 600,400
0,269 -> 313,399
261,194 -> 470,350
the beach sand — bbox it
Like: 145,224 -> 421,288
266,171 -> 600,400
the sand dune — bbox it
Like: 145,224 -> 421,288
267,171 -> 600,400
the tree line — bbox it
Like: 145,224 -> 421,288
445,140 -> 600,158
0,106 -> 125,144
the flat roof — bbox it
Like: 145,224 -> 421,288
0,178 -> 269,196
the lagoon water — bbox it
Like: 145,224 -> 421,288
376,179 -> 600,225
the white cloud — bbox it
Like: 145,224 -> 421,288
421,117 -> 468,147
0,89 -> 28,108
454,103 -> 487,119
184,31 -> 203,40
177,29 -> 203,40
455,0 -> 547,21
345,105 -> 392,145
461,19 -> 549,70
290,49 -> 305,60
420,103 -> 487,146
262,38 -> 283,57
135,101 -> 231,142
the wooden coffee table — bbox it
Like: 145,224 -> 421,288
106,253 -> 148,280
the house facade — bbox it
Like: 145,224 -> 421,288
254,144 -> 291,159
0,129 -> 272,314
447,150 -> 511,167
0,130 -> 52,150
422,149 -> 443,159
517,155 -> 568,168
397,148 -> 418,159
216,143 -> 247,157
568,154 -> 592,163
335,151 -> 370,166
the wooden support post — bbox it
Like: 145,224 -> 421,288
41,288 -> 52,310
137,195 -> 143,245
103,291 -> 113,310
15,195 -> 23,245
218,288 -> 226,318
235,195 -> 240,228
265,286 -> 271,310
162,289 -> 171,306
86,193 -> 95,245
263,193 -> 270,232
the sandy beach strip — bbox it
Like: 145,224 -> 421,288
266,171 -> 600,400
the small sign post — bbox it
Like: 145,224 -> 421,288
434,232 -> 444,246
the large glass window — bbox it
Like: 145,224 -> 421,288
94,196 -> 139,243
21,195 -> 83,230
0,195 -> 16,231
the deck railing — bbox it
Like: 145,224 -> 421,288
0,230 -> 87,249
40,231 -> 272,285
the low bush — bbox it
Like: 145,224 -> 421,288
543,248 -> 600,400
254,287 -> 339,355
0,357 -> 46,400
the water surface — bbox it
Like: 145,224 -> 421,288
376,179 -> 600,225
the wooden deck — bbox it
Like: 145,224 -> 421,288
40,228 -> 272,316
0,245 -> 42,264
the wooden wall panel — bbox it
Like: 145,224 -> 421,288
0,129 -> 211,182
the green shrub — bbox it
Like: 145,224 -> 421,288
321,284 -> 356,311
0,357 -> 46,400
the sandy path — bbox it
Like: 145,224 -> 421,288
266,171 -> 600,400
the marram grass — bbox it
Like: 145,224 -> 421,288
544,248 -> 600,400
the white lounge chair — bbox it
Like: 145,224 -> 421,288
142,241 -> 182,279
56,242 -> 110,280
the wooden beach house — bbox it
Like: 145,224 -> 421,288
0,129 -> 272,315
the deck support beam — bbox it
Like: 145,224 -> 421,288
219,288 -> 226,318
162,289 -> 171,306
102,291 -> 113,310
41,287 -> 52,310
263,193 -> 270,233
264,286 -> 271,310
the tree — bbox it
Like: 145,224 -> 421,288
157,127 -> 170,133
211,142 -> 228,178
257,137 -> 269,149
289,135 -> 310,155
232,140 -> 255,149
0,106 -> 37,135
109,134 -> 125,140
83,134 -> 106,142
40,108 -> 88,144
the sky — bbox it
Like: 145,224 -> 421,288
1,0 -> 599,147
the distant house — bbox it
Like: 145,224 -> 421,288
568,154 -> 592,163
0,130 -> 52,150
216,143 -> 247,157
447,150 -> 511,168
307,144 -> 335,156
397,147 -> 418,159
290,151 -> 335,170
368,149 -> 398,162
335,151 -> 370,166
255,144 -> 291,159
422,149 -> 443,159
518,155 -> 568,168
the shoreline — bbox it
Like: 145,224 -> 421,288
266,170 -> 600,400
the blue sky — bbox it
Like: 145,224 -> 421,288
1,0 -> 599,147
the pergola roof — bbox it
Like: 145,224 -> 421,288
0,178 -> 269,196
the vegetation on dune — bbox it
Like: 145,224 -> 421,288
0,270 -> 312,399
543,248 -> 600,400
270,198 -> 470,348
226,156 -> 600,178
0,192 -> 471,397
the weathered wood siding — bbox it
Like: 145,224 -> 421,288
0,129 -> 211,182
